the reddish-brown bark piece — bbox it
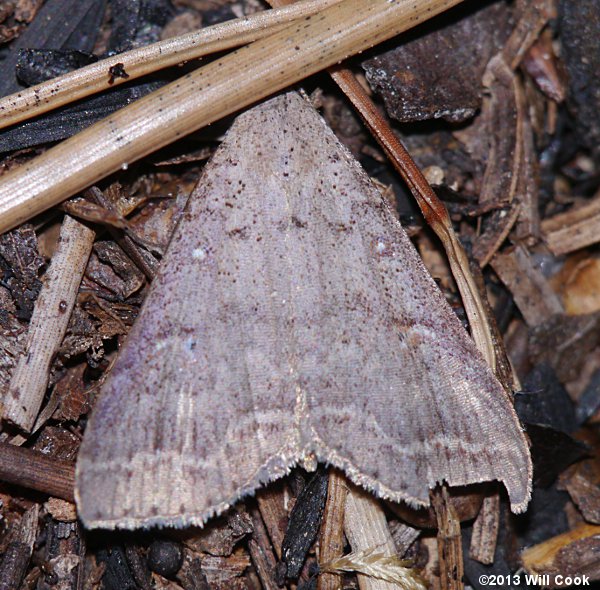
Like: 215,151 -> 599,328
76,92 -> 531,530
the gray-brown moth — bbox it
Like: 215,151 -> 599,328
75,92 -> 532,529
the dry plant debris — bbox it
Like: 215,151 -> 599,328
0,1 -> 599,589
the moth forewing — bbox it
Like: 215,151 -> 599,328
75,92 -> 531,530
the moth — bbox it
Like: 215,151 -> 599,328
76,92 -> 531,529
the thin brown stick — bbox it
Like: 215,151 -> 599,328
256,483 -> 289,559
248,507 -> 280,590
318,470 -> 347,590
0,0 -> 464,235
491,244 -> 563,327
472,203 -> 521,267
85,186 -> 158,279
432,486 -> 464,590
0,442 -> 75,501
4,215 -> 95,432
0,0 -> 342,131
541,188 -> 600,255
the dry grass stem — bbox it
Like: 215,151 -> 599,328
0,0 -> 343,130
3,215 -> 95,431
0,0 -> 464,235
